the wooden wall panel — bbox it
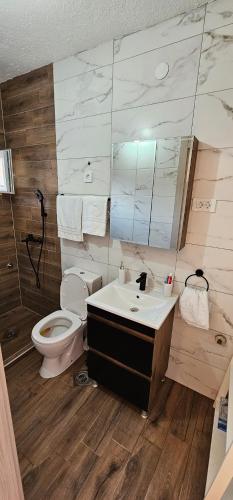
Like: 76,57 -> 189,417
0,91 -> 20,314
1,65 -> 61,316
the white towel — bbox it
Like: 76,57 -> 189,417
57,195 -> 83,241
82,196 -> 108,237
179,286 -> 209,330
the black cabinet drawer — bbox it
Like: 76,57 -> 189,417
87,316 -> 153,377
87,351 -> 150,411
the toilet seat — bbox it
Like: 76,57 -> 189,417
32,310 -> 82,345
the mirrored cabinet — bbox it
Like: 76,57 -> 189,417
110,136 -> 198,250
0,149 -> 14,194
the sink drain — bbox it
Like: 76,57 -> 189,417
130,306 -> 139,312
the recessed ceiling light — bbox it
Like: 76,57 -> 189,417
155,62 -> 169,80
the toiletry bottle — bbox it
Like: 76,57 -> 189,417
119,262 -> 126,285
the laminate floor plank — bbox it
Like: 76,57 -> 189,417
0,305 -> 41,361
6,351 -> 214,500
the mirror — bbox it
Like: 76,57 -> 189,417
0,149 -> 14,194
110,136 -> 197,250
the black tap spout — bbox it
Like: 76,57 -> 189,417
136,272 -> 147,291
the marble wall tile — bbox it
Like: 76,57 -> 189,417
61,253 -> 110,286
151,196 -> 176,223
111,169 -> 136,195
113,36 -> 201,110
110,195 -> 135,219
187,201 -> 233,250
176,243 -> 233,295
112,142 -> 138,169
114,6 -> 205,62
132,220 -> 150,246
54,41 -> 113,82
134,195 -> 152,221
56,113 -> 111,159
172,317 -> 233,370
197,24 -> 233,94
149,221 -> 172,249
193,89 -> 233,148
61,234 -> 109,264
204,0 -> 233,31
166,348 -> 224,399
192,148 -> 233,200
108,239 -> 177,278
135,169 -> 154,195
58,157 -> 110,196
112,97 -> 195,143
54,65 -> 113,120
153,168 -> 178,197
110,217 -> 133,242
156,137 -> 181,169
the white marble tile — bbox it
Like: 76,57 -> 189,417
176,243 -> 233,295
113,36 -> 201,110
137,141 -> 156,169
112,142 -> 138,170
111,169 -> 136,195
204,0 -> 233,31
54,65 -> 113,120
61,233 -> 109,264
56,113 -> 111,159
197,24 -> 233,94
193,90 -> 233,148
110,195 -> 135,219
187,201 -> 233,250
149,221 -> 172,249
167,348 -> 224,399
135,169 -> 154,195
61,253 -> 109,286
172,317 -> 233,371
156,137 -> 181,169
54,41 -> 113,82
110,217 -> 133,242
134,195 -> 152,221
112,97 -> 195,143
114,6 -> 205,62
151,196 -> 175,223
108,238 -> 177,278
192,148 -> 233,200
132,220 -> 150,246
58,157 -> 110,196
153,168 -> 178,197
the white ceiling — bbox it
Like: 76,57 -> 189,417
0,0 -> 207,83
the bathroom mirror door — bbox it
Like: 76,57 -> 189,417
0,149 -> 14,194
110,136 -> 197,250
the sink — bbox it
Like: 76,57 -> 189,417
86,280 -> 179,330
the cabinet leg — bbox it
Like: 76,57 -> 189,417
141,410 -> 148,419
92,380 -> 98,388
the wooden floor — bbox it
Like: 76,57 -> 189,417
6,350 -> 214,500
0,306 -> 41,362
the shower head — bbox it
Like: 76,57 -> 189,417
35,189 -> 44,202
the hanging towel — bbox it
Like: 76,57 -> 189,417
82,196 -> 108,237
57,195 -> 83,241
179,286 -> 209,330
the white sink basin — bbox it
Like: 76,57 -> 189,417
86,280 -> 179,330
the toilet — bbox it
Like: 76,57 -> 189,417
31,267 -> 102,378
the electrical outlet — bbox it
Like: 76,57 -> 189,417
83,171 -> 93,183
192,198 -> 216,212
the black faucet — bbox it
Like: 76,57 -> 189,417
136,272 -> 147,291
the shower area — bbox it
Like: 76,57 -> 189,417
0,64 -> 61,366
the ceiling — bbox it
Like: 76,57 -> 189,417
0,0 -> 207,83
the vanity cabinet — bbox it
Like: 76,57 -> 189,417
87,305 -> 175,413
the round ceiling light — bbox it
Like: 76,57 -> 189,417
155,62 -> 169,80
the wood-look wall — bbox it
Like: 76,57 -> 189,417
0,91 -> 20,314
1,65 -> 61,316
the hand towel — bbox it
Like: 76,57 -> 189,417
82,196 -> 108,237
57,195 -> 83,241
179,286 -> 209,330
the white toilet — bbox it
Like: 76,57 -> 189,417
31,267 -> 102,378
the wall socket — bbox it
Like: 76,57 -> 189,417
192,198 -> 216,212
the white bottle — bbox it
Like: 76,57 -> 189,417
119,261 -> 126,285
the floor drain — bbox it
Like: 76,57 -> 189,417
130,306 -> 139,312
73,371 -> 92,386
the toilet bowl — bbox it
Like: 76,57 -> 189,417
31,267 -> 102,378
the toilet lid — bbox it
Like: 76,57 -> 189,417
60,273 -> 89,320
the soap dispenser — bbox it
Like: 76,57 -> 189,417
119,261 -> 126,285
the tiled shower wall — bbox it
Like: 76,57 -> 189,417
54,0 -> 233,398
0,91 -> 20,314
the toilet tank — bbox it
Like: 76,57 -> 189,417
63,267 -> 102,294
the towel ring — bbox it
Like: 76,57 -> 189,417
185,269 -> 209,291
